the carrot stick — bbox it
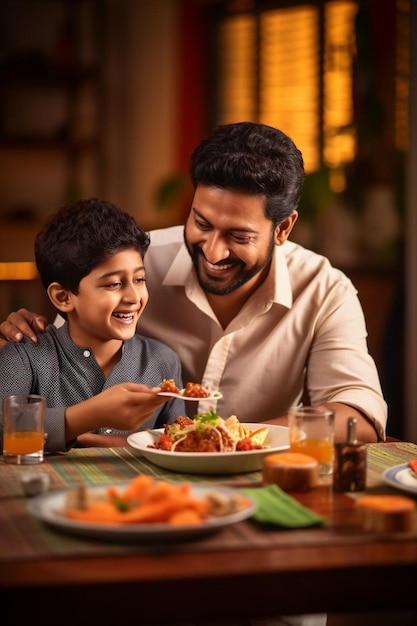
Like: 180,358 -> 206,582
169,508 -> 205,525
67,501 -> 123,523
120,474 -> 154,501
121,494 -> 208,523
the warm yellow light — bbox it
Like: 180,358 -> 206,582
323,2 -> 357,167
260,6 -> 320,173
218,15 -> 256,122
0,262 -> 38,280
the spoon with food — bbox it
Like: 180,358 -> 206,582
157,379 -> 223,401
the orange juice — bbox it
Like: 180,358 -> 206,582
290,438 -> 333,464
3,431 -> 44,455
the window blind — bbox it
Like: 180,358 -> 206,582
214,2 -> 358,175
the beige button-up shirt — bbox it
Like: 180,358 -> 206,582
137,226 -> 387,439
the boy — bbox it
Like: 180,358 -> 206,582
0,198 -> 184,453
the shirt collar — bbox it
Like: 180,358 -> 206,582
272,242 -> 293,308
162,243 -> 193,286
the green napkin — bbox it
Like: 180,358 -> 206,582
240,485 -> 327,528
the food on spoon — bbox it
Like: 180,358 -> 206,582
149,410 -> 270,453
159,378 -> 181,394
262,452 -> 319,492
159,379 -> 218,398
64,474 -> 250,525
356,494 -> 416,532
183,382 -> 211,398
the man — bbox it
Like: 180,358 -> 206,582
0,122 -> 387,443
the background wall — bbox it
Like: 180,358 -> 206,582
99,0 -> 184,225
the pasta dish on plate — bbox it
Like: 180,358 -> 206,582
149,409 -> 269,453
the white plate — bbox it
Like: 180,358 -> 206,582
127,423 -> 289,474
158,390 -> 223,401
382,463 -> 417,495
27,483 -> 257,543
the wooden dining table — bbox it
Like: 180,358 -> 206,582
1,440 -> 417,625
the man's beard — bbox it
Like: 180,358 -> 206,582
184,234 -> 275,296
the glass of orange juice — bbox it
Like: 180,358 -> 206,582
288,406 -> 335,475
2,395 -> 46,465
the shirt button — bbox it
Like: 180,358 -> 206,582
83,350 -> 91,358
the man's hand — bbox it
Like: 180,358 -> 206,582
0,309 -> 48,344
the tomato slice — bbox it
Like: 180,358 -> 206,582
408,459 -> 417,474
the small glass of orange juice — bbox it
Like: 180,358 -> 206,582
288,406 -> 335,475
2,395 -> 46,465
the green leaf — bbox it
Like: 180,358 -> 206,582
193,408 -> 220,429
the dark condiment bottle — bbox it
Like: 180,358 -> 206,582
333,417 -> 367,492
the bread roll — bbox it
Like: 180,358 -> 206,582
356,495 -> 416,532
262,452 -> 319,492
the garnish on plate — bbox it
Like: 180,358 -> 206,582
150,409 -> 269,453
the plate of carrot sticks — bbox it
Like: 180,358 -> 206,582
27,474 -> 257,542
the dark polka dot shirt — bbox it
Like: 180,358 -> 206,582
0,324 -> 185,453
